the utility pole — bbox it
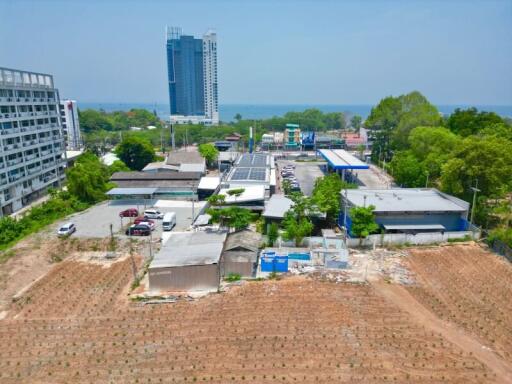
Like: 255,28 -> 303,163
470,179 -> 481,227
343,189 -> 348,242
425,171 -> 429,188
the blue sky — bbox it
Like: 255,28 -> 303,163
1,0 -> 511,105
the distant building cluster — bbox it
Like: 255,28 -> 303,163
166,26 -> 219,125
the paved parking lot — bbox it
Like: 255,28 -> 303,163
277,159 -> 325,196
54,199 -> 206,240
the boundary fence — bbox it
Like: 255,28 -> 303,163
488,239 -> 512,263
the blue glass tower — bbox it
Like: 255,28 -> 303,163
166,27 -> 205,116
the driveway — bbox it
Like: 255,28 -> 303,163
53,200 -> 206,240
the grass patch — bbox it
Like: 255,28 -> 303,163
224,273 -> 242,282
447,235 -> 472,243
0,191 -> 91,261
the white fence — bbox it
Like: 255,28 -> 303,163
346,230 -> 479,248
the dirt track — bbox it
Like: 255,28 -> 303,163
376,281 -> 512,383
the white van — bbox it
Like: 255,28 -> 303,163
162,212 -> 176,231
144,209 -> 164,219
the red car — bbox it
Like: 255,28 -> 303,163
119,208 -> 139,218
134,217 -> 155,226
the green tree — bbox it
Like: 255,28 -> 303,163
446,107 -> 504,137
234,113 -> 242,122
108,160 -> 130,174
350,205 -> 379,243
267,222 -> 279,246
207,194 -> 226,206
115,136 -> 156,171
312,173 -> 356,224
198,143 -> 219,166
66,152 -> 111,203
366,91 -> 440,160
350,115 -> 362,131
282,211 -> 314,246
206,207 -> 255,231
440,135 -> 512,201
408,126 -> 460,180
388,150 -> 427,187
78,109 -> 114,132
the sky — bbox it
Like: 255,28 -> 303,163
1,0 -> 511,105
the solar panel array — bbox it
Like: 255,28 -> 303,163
238,153 -> 268,167
229,167 -> 268,181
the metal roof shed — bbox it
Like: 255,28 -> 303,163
148,231 -> 227,293
222,229 -> 262,277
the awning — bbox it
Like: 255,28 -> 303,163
384,224 -> 445,231
194,214 -> 212,226
106,187 -> 157,196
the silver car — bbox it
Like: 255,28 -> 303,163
57,222 -> 76,237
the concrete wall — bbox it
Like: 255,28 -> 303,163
346,230 -> 478,248
222,261 -> 254,277
148,264 -> 219,292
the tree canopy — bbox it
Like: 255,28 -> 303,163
115,136 -> 156,171
349,205 -> 379,239
79,108 -> 162,133
312,173 -> 356,223
66,152 -> 112,203
446,107 -> 504,137
198,143 -> 219,165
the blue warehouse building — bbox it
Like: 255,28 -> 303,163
339,188 -> 471,236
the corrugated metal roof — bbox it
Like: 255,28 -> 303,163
224,229 -> 262,252
150,231 -> 227,268
262,194 -> 293,219
343,188 -> 469,213
179,163 -> 206,173
166,150 -> 204,165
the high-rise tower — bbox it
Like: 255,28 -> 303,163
166,27 -> 219,125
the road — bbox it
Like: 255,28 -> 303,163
355,164 -> 395,189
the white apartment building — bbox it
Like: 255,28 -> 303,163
0,67 -> 66,216
59,99 -> 82,150
202,30 -> 219,125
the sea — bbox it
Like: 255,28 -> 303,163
79,102 -> 512,122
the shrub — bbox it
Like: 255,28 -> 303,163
225,273 -> 241,282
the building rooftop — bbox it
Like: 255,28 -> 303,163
223,229 -> 262,263
218,185 -> 266,203
150,231 -> 227,268
318,149 -> 369,170
166,149 -> 204,165
342,188 -> 469,213
106,187 -> 157,196
262,194 -> 293,219
0,67 -> 54,89
198,176 -> 220,190
142,162 -> 179,172
111,171 -> 201,181
179,163 -> 206,173
236,153 -> 270,167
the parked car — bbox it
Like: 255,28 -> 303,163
144,209 -> 164,219
134,217 -> 155,226
119,208 -> 139,218
137,221 -> 156,231
162,212 -> 177,231
125,224 -> 151,236
57,222 -> 76,237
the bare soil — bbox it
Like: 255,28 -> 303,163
0,242 -> 510,383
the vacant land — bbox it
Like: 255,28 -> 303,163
1,244 -> 511,383
406,244 -> 512,361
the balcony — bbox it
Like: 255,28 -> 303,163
7,159 -> 23,167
